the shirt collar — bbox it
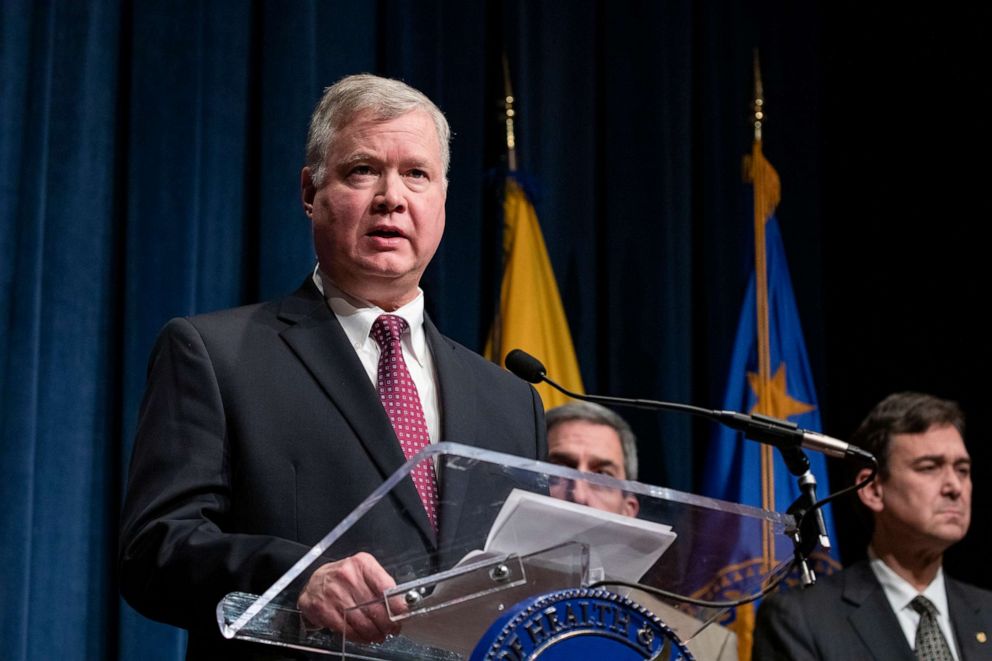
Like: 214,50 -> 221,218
868,547 -> 950,617
312,266 -> 428,366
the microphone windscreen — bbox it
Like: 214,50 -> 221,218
504,349 -> 546,383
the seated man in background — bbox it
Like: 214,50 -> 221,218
752,391 -> 992,660
546,401 -> 738,660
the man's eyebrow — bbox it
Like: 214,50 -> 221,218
910,454 -> 972,466
338,152 -> 378,167
336,153 -> 435,171
403,157 -> 432,169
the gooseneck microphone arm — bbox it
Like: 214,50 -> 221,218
506,348 -> 881,590
504,348 -> 876,466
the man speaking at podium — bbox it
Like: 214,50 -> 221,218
753,392 -> 992,660
119,74 -> 545,658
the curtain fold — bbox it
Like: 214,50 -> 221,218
2,1 -> 124,658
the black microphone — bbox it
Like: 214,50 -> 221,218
504,349 -> 546,384
503,348 -> 875,466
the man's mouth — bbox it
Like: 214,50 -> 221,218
368,228 -> 405,239
936,509 -> 965,518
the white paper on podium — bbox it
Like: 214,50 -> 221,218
394,489 -> 678,656
483,488 -> 677,582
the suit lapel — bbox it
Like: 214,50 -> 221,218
277,280 -> 437,547
426,316 -> 479,448
425,317 -> 486,552
948,577 -> 991,660
844,561 -> 916,661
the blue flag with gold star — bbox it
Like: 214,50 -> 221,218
704,216 -> 837,519
697,143 -> 840,661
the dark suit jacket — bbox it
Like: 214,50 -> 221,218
752,560 -> 992,660
119,279 -> 547,659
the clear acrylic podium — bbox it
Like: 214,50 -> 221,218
217,442 -> 797,659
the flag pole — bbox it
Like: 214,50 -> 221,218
485,57 -> 585,406
502,53 -> 518,174
490,53 -> 518,363
749,49 -> 777,571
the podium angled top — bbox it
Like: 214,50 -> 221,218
218,442 -> 796,659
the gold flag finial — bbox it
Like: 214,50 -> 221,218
752,49 -> 765,143
502,53 -> 518,172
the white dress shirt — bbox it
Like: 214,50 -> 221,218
312,267 -> 441,445
869,549 -> 961,660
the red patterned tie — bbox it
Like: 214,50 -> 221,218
370,314 -> 439,532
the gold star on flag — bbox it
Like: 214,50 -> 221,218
747,362 -> 815,420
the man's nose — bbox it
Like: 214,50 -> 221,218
373,172 -> 406,213
568,479 -> 595,506
942,467 -> 965,497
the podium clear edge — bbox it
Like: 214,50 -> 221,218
216,442 -> 797,659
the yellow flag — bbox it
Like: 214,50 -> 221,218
485,178 -> 584,408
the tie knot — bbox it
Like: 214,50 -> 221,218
911,595 -> 939,618
371,314 -> 408,348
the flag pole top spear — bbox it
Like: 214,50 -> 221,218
752,49 -> 765,143
502,53 -> 518,173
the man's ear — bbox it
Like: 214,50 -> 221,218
301,167 -> 316,217
622,494 -> 640,518
856,467 -> 884,513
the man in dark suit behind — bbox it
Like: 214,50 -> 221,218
753,392 -> 992,660
545,401 -> 739,660
119,74 -> 546,658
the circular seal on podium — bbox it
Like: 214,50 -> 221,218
470,588 -> 695,660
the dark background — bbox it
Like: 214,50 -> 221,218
2,2 -> 989,658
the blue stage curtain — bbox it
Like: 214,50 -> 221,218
4,2 -> 989,660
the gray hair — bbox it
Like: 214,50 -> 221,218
305,73 -> 451,187
546,401 -> 639,481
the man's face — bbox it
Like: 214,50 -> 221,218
547,420 -> 639,516
302,109 -> 446,309
861,424 -> 971,555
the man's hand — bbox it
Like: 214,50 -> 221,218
298,552 -> 407,644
